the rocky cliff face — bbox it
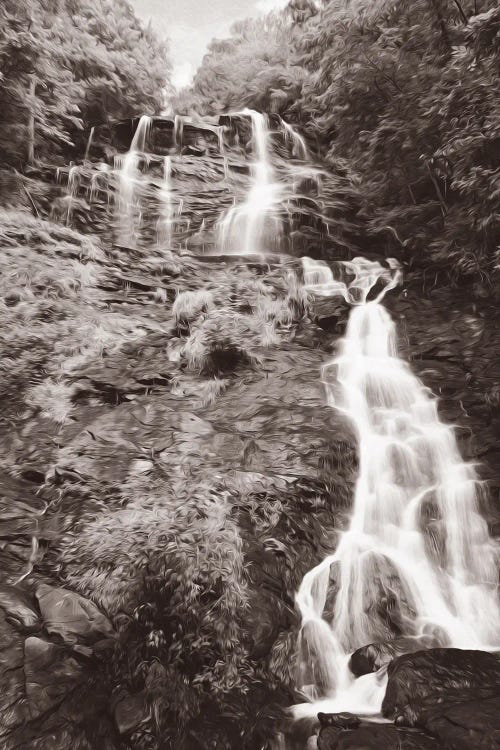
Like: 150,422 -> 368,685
47,112 -> 363,260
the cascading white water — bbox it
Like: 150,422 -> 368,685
84,126 -> 95,163
218,109 -> 283,255
158,155 -> 175,247
294,256 -> 500,718
65,165 -> 80,225
116,115 -> 153,246
282,118 -> 308,160
88,163 -> 110,205
174,114 -> 183,150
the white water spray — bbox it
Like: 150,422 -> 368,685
116,115 -> 152,245
282,118 -> 308,160
218,109 -> 283,255
65,165 -> 80,225
295,256 -> 500,718
158,155 -> 175,248
84,126 -> 95,163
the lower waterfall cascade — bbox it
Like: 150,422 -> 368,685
293,256 -> 500,718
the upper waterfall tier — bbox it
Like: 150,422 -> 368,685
83,112 -> 309,162
56,110 -> 361,256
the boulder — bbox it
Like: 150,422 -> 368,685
419,694 -> 500,750
349,635 -> 440,677
317,722 -> 441,749
310,296 -> 350,333
318,713 -> 360,729
24,636 -> 82,718
382,648 -> 500,725
36,584 -> 114,644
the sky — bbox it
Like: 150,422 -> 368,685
130,0 -> 289,89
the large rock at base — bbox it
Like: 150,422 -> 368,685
36,584 -> 114,644
382,648 -> 500,724
349,635 -> 440,677
24,636 -> 82,718
419,694 -> 500,750
317,722 -> 440,749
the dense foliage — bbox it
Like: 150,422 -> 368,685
177,0 -> 500,286
0,0 -> 171,168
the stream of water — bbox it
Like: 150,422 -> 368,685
115,115 -> 153,246
294,256 -> 500,718
218,109 -> 283,255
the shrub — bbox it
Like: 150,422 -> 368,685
172,289 -> 214,332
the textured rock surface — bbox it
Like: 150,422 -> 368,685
418,694 -> 500,750
36,584 -> 114,644
0,217 -> 357,748
24,637 -> 83,718
382,648 -> 500,724
349,635 -> 440,677
317,722 -> 441,750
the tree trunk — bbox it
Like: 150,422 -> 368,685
27,75 -> 36,165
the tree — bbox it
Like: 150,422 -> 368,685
0,0 -> 171,168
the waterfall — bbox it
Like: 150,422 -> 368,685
65,165 -> 80,225
158,155 -> 174,248
116,115 -> 152,246
84,126 -> 95,163
218,109 -> 283,255
281,118 -> 308,160
218,126 -> 229,180
294,257 -> 500,718
174,114 -> 184,150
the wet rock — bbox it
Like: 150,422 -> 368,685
419,694 -> 500,750
0,584 -> 40,630
311,297 -> 350,333
382,648 -> 500,724
114,690 -> 150,734
349,635 -> 440,677
317,722 -> 440,749
318,713 -> 360,729
24,636 -> 82,718
36,584 -> 114,644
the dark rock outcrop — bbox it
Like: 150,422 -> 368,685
382,648 -> 500,724
317,720 -> 440,749
24,637 -> 83,718
349,635 -> 440,677
418,694 -> 500,750
310,296 -> 350,333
